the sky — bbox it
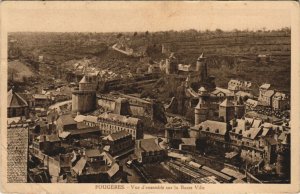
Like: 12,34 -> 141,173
2,1 -> 292,32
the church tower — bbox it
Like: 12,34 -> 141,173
194,87 -> 209,125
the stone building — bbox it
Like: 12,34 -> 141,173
32,134 -> 61,156
234,96 -> 246,119
7,88 -> 29,118
33,94 -> 50,108
102,131 -> 134,156
7,123 -> 29,183
135,138 -> 166,164
219,99 -> 235,123
71,151 -> 122,183
196,53 -> 207,82
72,75 -> 96,114
219,97 -> 245,122
194,87 -> 214,125
228,79 -> 252,93
97,112 -> 143,140
189,120 -> 229,144
272,92 -> 289,111
258,84 -> 275,107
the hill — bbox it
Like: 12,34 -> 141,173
8,29 -> 290,94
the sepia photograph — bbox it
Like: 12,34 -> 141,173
1,1 -> 299,193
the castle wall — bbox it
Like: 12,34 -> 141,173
97,98 -> 116,112
97,97 -> 148,116
195,108 -> 208,125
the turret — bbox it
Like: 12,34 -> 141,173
194,87 -> 209,125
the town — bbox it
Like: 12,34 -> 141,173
7,29 -> 291,184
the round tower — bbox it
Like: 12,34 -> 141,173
196,53 -> 207,82
72,76 -> 96,114
194,87 -> 209,125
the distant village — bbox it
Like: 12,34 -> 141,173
7,39 -> 291,184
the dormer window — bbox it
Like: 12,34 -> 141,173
206,127 -> 210,132
215,129 -> 219,134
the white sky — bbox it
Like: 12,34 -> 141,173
2,1 -> 292,32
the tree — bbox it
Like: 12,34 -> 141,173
116,33 -> 123,39
133,32 -> 138,37
215,28 -> 223,34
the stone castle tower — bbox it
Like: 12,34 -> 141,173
165,53 -> 177,75
234,96 -> 245,119
72,75 -> 96,114
219,98 -> 235,123
196,53 -> 208,82
194,87 -> 210,125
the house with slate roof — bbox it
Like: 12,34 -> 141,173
71,151 -> 122,183
7,88 -> 29,118
102,131 -> 134,156
135,138 -> 166,164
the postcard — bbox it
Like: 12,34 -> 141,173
0,1 -> 299,193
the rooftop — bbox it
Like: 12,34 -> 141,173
99,112 -> 140,126
138,138 -> 162,152
103,131 -> 131,141
220,99 -> 234,107
7,89 -> 28,108
212,87 -> 233,96
197,120 -> 227,135
79,76 -> 88,84
260,83 -> 271,90
264,90 -> 275,97
58,114 -> 76,126
85,149 -> 102,158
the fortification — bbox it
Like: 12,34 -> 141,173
194,87 -> 210,125
72,76 -> 96,114
196,53 -> 208,82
